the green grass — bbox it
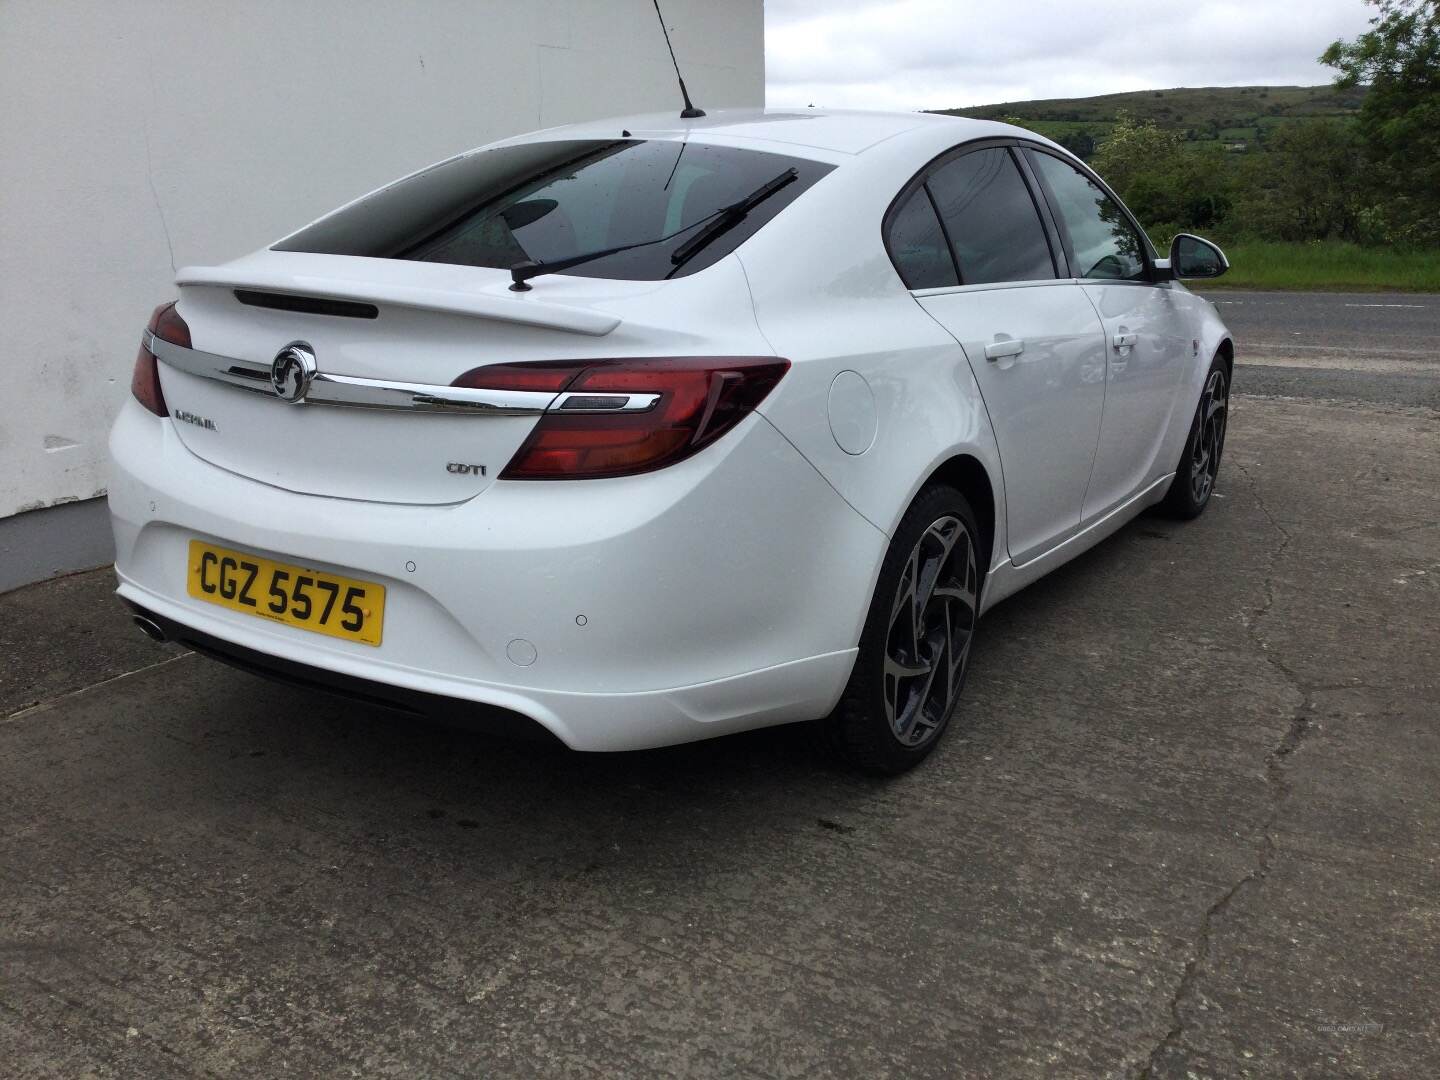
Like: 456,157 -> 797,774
1015,119 -> 1113,135
1190,241 -> 1440,291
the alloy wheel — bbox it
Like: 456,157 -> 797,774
1190,367 -> 1229,505
883,515 -> 978,748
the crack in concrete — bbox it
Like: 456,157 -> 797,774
1138,459 -> 1314,1079
3,653 -> 191,723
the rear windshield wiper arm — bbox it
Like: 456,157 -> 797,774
509,232 -> 673,292
508,166 -> 799,291
668,167 -> 798,270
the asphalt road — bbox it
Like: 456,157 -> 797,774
2,292 -> 1437,1077
1206,289 -> 1440,409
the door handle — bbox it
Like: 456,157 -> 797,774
984,338 -> 1024,361
1113,331 -> 1138,350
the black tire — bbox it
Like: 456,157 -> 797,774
823,484 -> 982,774
1160,353 -> 1230,520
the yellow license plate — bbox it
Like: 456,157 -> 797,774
186,540 -> 385,646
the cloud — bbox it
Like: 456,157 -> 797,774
765,0 -> 1377,110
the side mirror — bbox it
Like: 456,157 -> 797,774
1167,233 -> 1228,280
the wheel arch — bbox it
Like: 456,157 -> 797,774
918,452 -> 997,575
1217,336 -> 1234,378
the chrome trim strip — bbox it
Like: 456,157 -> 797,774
148,332 -> 272,388
306,371 -> 557,415
148,334 -> 659,416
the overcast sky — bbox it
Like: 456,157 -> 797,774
765,0 -> 1377,110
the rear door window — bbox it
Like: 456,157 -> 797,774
925,148 -> 1057,285
885,187 -> 959,289
276,140 -> 834,281
1025,150 -> 1149,281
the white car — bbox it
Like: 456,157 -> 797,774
109,108 -> 1232,773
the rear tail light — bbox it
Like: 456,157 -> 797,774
452,357 -> 790,479
131,301 -> 191,416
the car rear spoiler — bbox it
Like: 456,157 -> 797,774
175,264 -> 622,337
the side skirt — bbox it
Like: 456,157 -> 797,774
979,472 -> 1173,614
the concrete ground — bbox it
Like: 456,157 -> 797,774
3,291 -> 1437,1077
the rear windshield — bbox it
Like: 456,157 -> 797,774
275,139 -> 834,281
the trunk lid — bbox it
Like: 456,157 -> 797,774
159,251 -> 767,505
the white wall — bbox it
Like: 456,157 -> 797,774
0,0 -> 764,518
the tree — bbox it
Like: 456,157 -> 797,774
1055,129 -> 1097,160
1231,120 -> 1368,241
1322,0 -> 1440,245
1091,114 -> 1232,236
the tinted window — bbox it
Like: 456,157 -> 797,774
276,140 -> 834,281
886,187 -> 958,289
1026,151 -> 1147,281
925,148 -> 1055,285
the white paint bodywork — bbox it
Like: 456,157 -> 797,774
107,108 -> 1232,750
916,281 -> 1108,564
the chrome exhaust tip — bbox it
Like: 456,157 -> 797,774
132,614 -> 167,643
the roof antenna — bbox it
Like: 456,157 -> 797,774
651,0 -> 705,119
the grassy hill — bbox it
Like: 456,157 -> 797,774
933,84 -> 1366,157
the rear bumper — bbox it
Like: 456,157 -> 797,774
119,593 -> 856,750
121,597 -> 558,741
107,399 -> 882,751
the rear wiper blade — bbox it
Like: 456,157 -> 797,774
508,166 -> 799,291
668,167 -> 798,270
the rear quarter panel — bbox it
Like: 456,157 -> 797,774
735,146 -> 1010,568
